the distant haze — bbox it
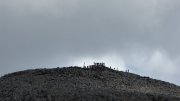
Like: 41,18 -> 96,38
0,0 -> 180,85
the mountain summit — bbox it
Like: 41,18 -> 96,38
0,63 -> 180,101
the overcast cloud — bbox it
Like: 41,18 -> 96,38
0,0 -> 180,85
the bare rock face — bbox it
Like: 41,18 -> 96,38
0,66 -> 180,101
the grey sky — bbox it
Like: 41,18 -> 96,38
0,0 -> 180,85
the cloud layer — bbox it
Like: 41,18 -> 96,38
0,0 -> 180,85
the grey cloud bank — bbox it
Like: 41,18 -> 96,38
0,0 -> 180,85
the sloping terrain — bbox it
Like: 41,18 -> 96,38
0,66 -> 180,101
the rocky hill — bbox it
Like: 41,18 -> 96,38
0,65 -> 180,101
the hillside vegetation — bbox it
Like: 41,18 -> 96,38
0,65 -> 180,101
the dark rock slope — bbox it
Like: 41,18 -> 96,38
0,66 -> 180,101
